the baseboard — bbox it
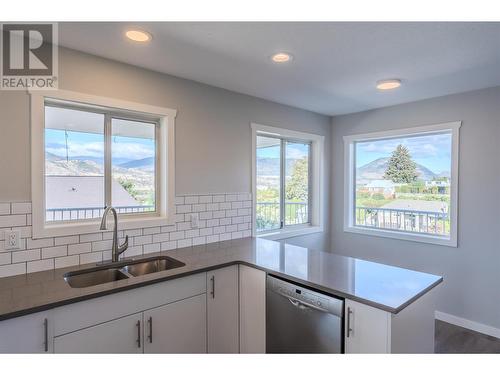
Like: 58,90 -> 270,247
435,311 -> 500,340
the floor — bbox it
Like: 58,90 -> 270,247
435,320 -> 500,353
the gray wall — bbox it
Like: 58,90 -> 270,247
330,86 -> 500,329
0,47 -> 331,248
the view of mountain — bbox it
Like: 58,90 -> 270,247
357,157 -> 439,183
256,158 -> 302,176
119,157 -> 155,170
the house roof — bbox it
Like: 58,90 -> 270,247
382,199 -> 448,213
46,176 -> 138,209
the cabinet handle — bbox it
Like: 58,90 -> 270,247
43,318 -> 48,352
346,307 -> 353,338
148,317 -> 153,344
136,320 -> 141,348
210,275 -> 215,299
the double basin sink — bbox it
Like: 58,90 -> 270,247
64,256 -> 186,288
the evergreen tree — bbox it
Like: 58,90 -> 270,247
384,144 -> 418,183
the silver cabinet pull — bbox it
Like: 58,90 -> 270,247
210,275 -> 215,299
43,318 -> 48,352
136,320 -> 141,348
346,307 -> 353,338
148,317 -> 153,344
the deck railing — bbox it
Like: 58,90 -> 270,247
355,206 -> 449,235
256,202 -> 308,231
46,205 -> 155,221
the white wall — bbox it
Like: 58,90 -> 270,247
0,47 -> 331,250
330,86 -> 500,330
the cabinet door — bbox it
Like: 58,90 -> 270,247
207,265 -> 239,353
54,313 -> 143,353
239,265 -> 266,353
344,299 -> 391,353
143,294 -> 206,353
0,311 -> 52,353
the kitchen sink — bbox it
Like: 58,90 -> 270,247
63,256 -> 186,288
122,256 -> 186,276
64,268 -> 129,288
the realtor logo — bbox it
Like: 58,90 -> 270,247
1,23 -> 58,90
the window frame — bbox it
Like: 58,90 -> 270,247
251,123 -> 324,240
30,90 -> 177,238
343,121 -> 461,247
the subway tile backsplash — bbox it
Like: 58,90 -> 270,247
0,193 -> 253,278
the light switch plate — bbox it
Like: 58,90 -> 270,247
4,230 -> 20,250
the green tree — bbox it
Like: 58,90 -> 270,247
118,178 -> 138,199
286,157 -> 308,201
384,144 -> 418,183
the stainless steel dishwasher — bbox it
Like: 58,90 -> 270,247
266,275 -> 344,353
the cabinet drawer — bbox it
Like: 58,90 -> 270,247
53,272 -> 206,336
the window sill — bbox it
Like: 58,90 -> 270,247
256,225 -> 323,241
344,225 -> 457,247
32,215 -> 175,239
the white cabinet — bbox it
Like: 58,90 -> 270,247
54,313 -> 143,353
52,273 -> 207,354
239,265 -> 266,353
344,299 -> 391,353
345,287 -> 436,353
207,265 -> 239,353
144,294 -> 207,353
0,311 -> 52,353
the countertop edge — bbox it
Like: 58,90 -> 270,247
0,258 -> 443,321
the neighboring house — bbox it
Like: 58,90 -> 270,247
361,179 -> 397,198
46,175 -> 139,210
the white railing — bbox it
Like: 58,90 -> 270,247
356,206 -> 449,236
46,205 -> 154,222
256,202 -> 308,232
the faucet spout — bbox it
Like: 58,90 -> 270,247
100,206 -> 129,262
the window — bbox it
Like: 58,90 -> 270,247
252,123 -> 324,240
31,90 -> 176,238
344,122 -> 460,246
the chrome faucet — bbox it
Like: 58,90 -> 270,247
99,206 -> 129,262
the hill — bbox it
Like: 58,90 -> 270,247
357,157 -> 438,183
119,157 -> 155,170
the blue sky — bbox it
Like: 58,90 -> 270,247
356,133 -> 452,174
45,129 -> 155,162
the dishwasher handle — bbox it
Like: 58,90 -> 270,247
272,288 -> 343,317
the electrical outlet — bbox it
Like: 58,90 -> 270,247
190,213 -> 199,228
4,230 -> 20,250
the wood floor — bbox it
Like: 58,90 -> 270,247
435,320 -> 500,353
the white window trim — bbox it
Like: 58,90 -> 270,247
251,123 -> 324,240
30,89 -> 177,238
343,121 -> 461,247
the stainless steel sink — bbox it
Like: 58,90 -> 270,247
123,256 -> 185,276
64,255 -> 186,288
64,268 -> 129,288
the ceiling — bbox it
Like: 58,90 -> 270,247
59,22 -> 500,116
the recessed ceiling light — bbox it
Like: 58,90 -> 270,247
376,79 -> 401,90
125,29 -> 152,43
271,52 -> 292,63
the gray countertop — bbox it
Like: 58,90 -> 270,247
0,237 -> 442,320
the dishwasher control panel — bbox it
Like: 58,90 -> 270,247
267,275 -> 344,317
